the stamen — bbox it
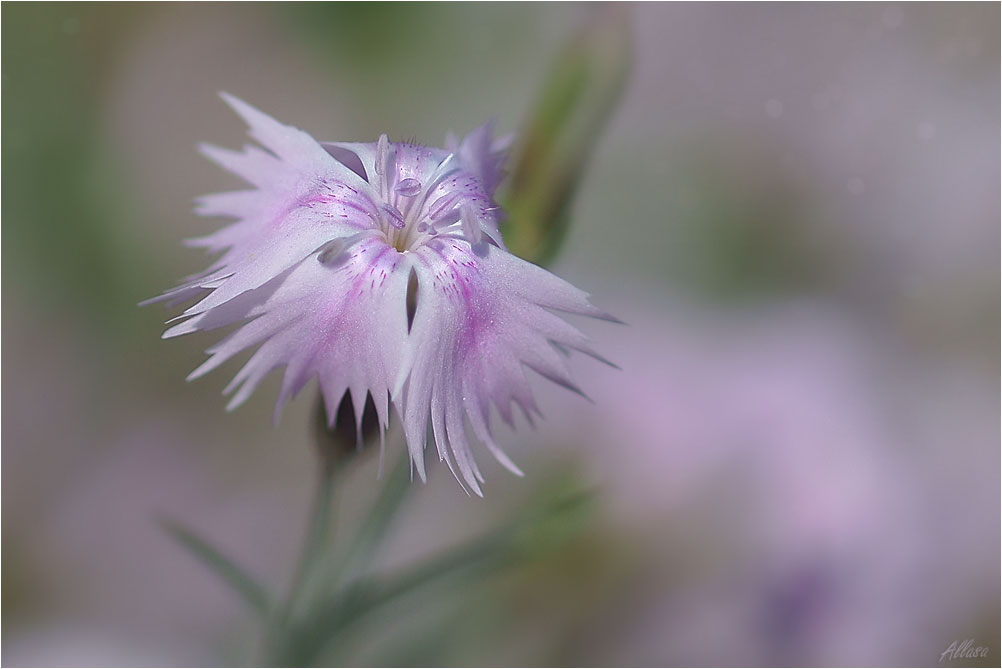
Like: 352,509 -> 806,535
374,134 -> 389,177
394,178 -> 422,197
381,203 -> 406,230
460,203 -> 482,245
430,207 -> 461,228
428,192 -> 460,220
420,153 -> 459,196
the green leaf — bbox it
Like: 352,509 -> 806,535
158,516 -> 273,618
502,5 -> 631,266
270,531 -> 510,665
271,485 -> 595,665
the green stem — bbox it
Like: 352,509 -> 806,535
278,525 -> 513,666
335,450 -> 411,587
262,458 -> 337,663
288,459 -> 337,615
263,451 -> 410,666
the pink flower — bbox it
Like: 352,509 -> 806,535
147,94 -> 614,495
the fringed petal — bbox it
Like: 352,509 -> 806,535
180,237 -> 410,436
174,95 -> 383,315
455,119 -> 513,197
396,239 -> 611,495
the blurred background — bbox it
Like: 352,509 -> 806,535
2,3 -> 999,666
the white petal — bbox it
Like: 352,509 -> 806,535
184,96 -> 384,315
184,238 -> 411,441
396,239 -> 609,490
455,119 -> 511,196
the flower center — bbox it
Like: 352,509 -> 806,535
368,134 -> 489,254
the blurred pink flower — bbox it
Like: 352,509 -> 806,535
147,94 -> 614,495
544,297 -> 997,665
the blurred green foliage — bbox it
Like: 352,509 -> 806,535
281,3 -> 560,145
2,4 -> 145,330
664,141 -> 837,301
282,3 -> 442,70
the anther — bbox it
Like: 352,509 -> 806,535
428,192 -> 460,220
394,178 -> 422,197
430,208 -> 461,227
381,203 -> 406,230
374,134 -> 389,177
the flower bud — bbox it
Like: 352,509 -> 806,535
312,390 -> 380,466
502,5 -> 630,266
